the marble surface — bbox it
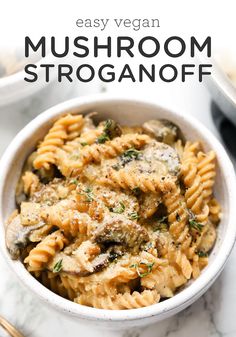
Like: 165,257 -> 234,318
0,78 -> 236,337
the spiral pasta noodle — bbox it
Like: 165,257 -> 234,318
24,230 -> 67,271
22,171 -> 40,196
62,127 -> 104,153
197,151 -> 216,203
182,141 -> 201,168
182,163 -> 209,224
57,133 -> 151,177
40,271 -> 76,300
163,184 -> 189,244
208,198 -> 221,225
33,114 -> 84,170
100,168 -> 175,193
141,265 -> 187,298
76,290 -> 160,309
42,207 -> 92,237
79,134 -> 151,164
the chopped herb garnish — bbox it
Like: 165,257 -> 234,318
197,251 -> 208,257
130,262 -> 155,278
84,187 -> 94,202
104,119 -> 122,139
79,187 -> 94,202
119,148 -> 142,166
110,202 -> 125,214
80,142 -> 88,147
69,179 -> 78,185
104,119 -> 113,132
123,148 -> 141,159
96,119 -> 122,144
112,163 -> 121,171
189,219 -> 204,232
128,211 -> 140,220
187,209 -> 204,232
53,259 -> 63,273
85,187 -> 92,193
130,263 -> 137,268
97,133 -> 110,144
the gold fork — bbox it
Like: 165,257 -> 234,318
0,316 -> 25,337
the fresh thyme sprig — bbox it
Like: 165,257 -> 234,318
53,259 -> 63,273
130,262 -> 155,278
110,202 -> 125,214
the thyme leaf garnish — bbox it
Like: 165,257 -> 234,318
189,219 -> 204,232
80,141 -> 88,147
128,211 -> 140,220
130,262 -> 155,278
79,187 -> 94,202
197,250 -> 208,257
53,259 -> 63,273
97,133 -> 110,144
110,202 -> 125,214
187,209 -> 204,232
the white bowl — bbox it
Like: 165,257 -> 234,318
0,54 -> 55,106
201,56 -> 236,126
0,94 -> 236,329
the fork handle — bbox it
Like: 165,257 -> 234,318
0,316 -> 25,337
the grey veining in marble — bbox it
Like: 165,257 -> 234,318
0,78 -> 235,337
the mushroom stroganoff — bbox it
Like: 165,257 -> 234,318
5,113 -> 221,310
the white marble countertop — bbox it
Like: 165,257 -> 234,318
0,78 -> 236,337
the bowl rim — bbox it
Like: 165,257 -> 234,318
0,93 -> 236,322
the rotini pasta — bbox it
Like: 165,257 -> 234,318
22,171 -> 41,196
33,114 -> 84,170
40,271 -> 76,300
56,133 -> 151,177
75,290 -> 160,309
24,230 -> 67,271
6,114 -> 220,310
197,151 -> 216,203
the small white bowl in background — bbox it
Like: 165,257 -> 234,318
201,53 -> 236,126
0,53 -> 56,107
0,94 -> 235,329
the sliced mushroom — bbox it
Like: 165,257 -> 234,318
93,214 -> 149,248
111,141 -> 180,179
143,119 -> 183,145
198,223 -> 217,253
99,119 -> 122,140
48,251 -> 110,276
5,214 -> 45,259
143,141 -> 180,176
